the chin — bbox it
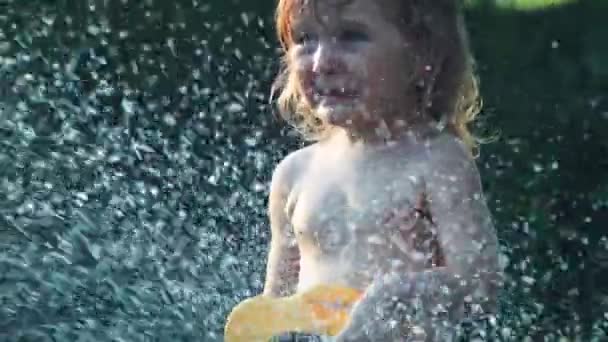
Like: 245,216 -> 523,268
317,103 -> 365,127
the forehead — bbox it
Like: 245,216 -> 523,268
290,0 -> 389,26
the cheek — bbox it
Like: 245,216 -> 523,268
362,62 -> 397,104
290,52 -> 314,90
366,51 -> 414,96
359,53 -> 417,116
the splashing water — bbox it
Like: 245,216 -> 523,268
1,1 -> 607,341
0,1 -> 291,340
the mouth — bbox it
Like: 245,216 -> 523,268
316,89 -> 358,101
309,80 -> 360,105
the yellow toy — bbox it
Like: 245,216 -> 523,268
224,284 -> 363,342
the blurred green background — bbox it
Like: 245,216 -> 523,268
0,0 -> 606,340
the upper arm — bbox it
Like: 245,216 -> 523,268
263,153 -> 302,297
424,138 -> 503,306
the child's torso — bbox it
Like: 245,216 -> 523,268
287,142 -> 445,292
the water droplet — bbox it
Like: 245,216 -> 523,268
87,25 -> 101,36
163,113 -> 177,126
226,102 -> 244,113
521,276 -> 535,285
121,98 -> 135,114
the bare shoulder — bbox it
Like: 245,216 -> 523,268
264,145 -> 317,297
270,144 -> 317,197
425,132 -> 474,163
421,132 -> 483,191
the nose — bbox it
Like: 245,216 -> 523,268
311,40 -> 344,75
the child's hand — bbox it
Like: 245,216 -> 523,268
270,332 -> 295,341
271,332 -> 330,341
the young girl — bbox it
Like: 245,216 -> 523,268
263,0 -> 503,340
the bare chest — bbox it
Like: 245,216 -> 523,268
288,157 -> 440,263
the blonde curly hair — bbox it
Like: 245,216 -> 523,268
271,0 -> 483,154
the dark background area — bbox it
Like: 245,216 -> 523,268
0,0 -> 606,340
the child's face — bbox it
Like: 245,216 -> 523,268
289,0 -> 420,128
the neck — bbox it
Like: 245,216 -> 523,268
330,118 -> 439,149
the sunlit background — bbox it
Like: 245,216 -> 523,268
0,0 -> 606,340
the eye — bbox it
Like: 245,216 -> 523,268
338,29 -> 368,42
293,31 -> 318,45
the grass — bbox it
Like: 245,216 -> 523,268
466,0 -> 577,10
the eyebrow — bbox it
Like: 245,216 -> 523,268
291,17 -> 368,34
289,20 -> 314,38
336,18 -> 368,31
